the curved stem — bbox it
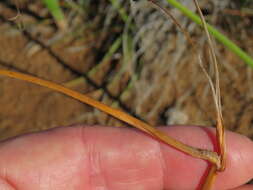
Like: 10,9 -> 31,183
0,69 -> 220,168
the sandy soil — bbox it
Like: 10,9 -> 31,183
0,1 -> 252,141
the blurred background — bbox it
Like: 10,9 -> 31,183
0,0 -> 253,141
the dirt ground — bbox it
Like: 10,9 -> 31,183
0,1 -> 253,141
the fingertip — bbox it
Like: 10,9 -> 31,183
154,126 -> 253,190
214,131 -> 253,189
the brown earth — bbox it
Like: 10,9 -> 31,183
0,1 -> 253,141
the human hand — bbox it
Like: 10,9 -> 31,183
0,125 -> 252,190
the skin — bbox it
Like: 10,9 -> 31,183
0,125 -> 252,190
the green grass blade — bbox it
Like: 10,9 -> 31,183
43,0 -> 66,29
166,0 -> 253,67
109,0 -> 129,23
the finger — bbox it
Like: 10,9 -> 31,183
232,185 -> 253,190
0,126 -> 252,190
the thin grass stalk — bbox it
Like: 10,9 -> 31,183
0,69 -> 221,168
165,0 -> 253,67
